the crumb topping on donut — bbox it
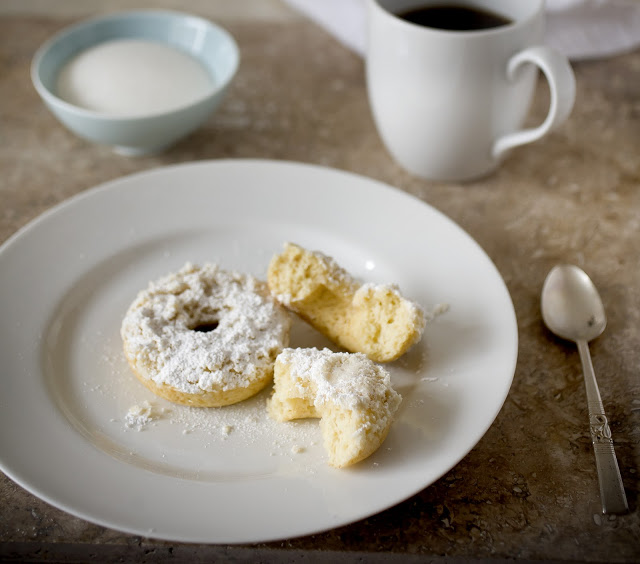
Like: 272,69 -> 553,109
121,263 -> 290,395
276,347 -> 401,416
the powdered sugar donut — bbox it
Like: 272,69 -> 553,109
121,263 -> 291,407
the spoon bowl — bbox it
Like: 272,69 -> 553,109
541,264 -> 606,342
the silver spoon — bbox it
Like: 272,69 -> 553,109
541,264 -> 628,514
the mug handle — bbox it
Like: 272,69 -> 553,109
492,45 -> 576,159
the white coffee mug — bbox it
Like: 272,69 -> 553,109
366,0 -> 576,181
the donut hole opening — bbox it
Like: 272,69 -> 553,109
191,321 -> 219,333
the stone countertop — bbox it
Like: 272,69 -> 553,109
1,5 -> 639,563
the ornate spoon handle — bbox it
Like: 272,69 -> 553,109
577,340 -> 628,514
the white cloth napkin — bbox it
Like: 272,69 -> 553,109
283,0 -> 640,60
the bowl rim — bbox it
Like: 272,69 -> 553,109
30,9 -> 240,122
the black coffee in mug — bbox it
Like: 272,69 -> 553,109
398,4 -> 512,31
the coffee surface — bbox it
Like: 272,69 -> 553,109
397,4 -> 512,31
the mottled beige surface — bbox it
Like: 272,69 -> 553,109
1,5 -> 639,563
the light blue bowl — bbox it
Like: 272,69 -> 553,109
31,10 -> 239,155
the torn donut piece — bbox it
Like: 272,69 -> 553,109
267,242 -> 425,362
267,347 -> 402,468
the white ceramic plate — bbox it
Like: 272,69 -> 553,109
0,160 -> 517,543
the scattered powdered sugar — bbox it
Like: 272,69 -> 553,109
425,302 -> 450,321
125,400 -> 167,430
118,387 -> 321,460
166,396 -> 261,437
161,389 -> 321,455
120,263 -> 290,394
